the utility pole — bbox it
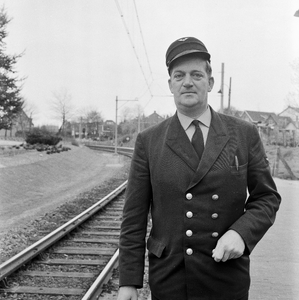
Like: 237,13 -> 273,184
228,77 -> 232,112
220,63 -> 224,113
115,96 -> 138,154
79,117 -> 82,140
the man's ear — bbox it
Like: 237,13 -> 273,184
168,78 -> 174,94
208,77 -> 214,92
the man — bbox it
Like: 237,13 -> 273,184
117,37 -> 281,300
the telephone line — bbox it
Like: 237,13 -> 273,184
114,0 -> 153,98
133,0 -> 153,80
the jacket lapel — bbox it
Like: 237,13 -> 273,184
187,109 -> 230,190
166,113 -> 199,172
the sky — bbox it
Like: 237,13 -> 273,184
1,0 -> 299,126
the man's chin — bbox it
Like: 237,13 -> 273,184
180,97 -> 199,106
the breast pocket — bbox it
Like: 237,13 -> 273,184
229,162 -> 248,176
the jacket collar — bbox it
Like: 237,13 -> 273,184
166,107 -> 230,186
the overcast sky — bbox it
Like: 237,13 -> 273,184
1,0 -> 299,126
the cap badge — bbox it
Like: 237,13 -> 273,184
178,37 -> 188,42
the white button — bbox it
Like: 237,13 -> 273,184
186,193 -> 193,200
186,230 -> 193,237
186,211 -> 193,218
211,213 -> 218,219
212,232 -> 219,238
212,194 -> 219,200
186,248 -> 193,255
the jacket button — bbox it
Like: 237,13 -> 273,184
212,232 -> 219,238
186,193 -> 193,200
212,194 -> 219,200
211,213 -> 218,219
186,211 -> 193,218
186,248 -> 193,255
186,230 -> 193,237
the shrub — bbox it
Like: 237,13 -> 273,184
25,128 -> 62,146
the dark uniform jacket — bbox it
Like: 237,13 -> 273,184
119,107 -> 281,300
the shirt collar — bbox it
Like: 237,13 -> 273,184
177,106 -> 211,130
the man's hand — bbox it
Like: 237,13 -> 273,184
212,230 -> 245,262
117,286 -> 138,300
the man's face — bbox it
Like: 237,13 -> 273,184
168,56 -> 214,117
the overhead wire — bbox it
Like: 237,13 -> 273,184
114,0 -> 153,98
133,0 -> 153,81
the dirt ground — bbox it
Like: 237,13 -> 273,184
0,144 -> 130,238
264,144 -> 299,180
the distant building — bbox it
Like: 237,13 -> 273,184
134,111 -> 165,132
0,109 -> 33,138
278,106 -> 299,127
103,120 -> 115,139
71,119 -> 115,139
236,108 -> 298,146
277,107 -> 299,146
239,110 -> 276,125
143,111 -> 165,128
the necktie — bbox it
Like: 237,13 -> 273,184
191,120 -> 204,161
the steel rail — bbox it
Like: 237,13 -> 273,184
82,249 -> 119,300
78,144 -> 134,299
85,144 -> 134,156
0,180 -> 127,281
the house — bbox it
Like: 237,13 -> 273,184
0,109 -> 33,138
102,120 -> 115,139
143,111 -> 165,128
263,114 -> 298,146
239,110 -> 276,125
276,106 -> 299,146
278,106 -> 299,127
237,109 -> 298,146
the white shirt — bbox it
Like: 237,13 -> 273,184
177,106 -> 211,145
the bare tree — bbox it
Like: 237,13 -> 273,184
285,58 -> 299,108
75,107 -> 103,138
14,98 -> 36,138
120,104 -> 143,122
77,107 -> 103,123
50,87 -> 74,136
22,98 -> 36,128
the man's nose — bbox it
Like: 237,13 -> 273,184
183,74 -> 193,87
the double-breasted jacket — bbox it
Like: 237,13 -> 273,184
119,107 -> 281,300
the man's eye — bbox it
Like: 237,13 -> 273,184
192,73 -> 203,79
174,74 -> 183,79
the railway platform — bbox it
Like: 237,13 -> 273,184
249,178 -> 299,299
146,178 -> 299,300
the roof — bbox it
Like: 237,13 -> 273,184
279,106 -> 299,116
277,116 -> 296,129
242,110 -> 276,123
143,111 -> 165,123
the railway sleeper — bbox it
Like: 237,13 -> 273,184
71,237 -> 119,244
2,286 -> 85,295
19,270 -> 97,278
34,258 -> 106,265
52,246 -> 116,255
79,231 -> 120,236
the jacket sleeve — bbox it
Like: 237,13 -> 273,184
119,133 -> 152,288
229,125 -> 281,253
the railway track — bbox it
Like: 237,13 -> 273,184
0,145 -> 136,300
